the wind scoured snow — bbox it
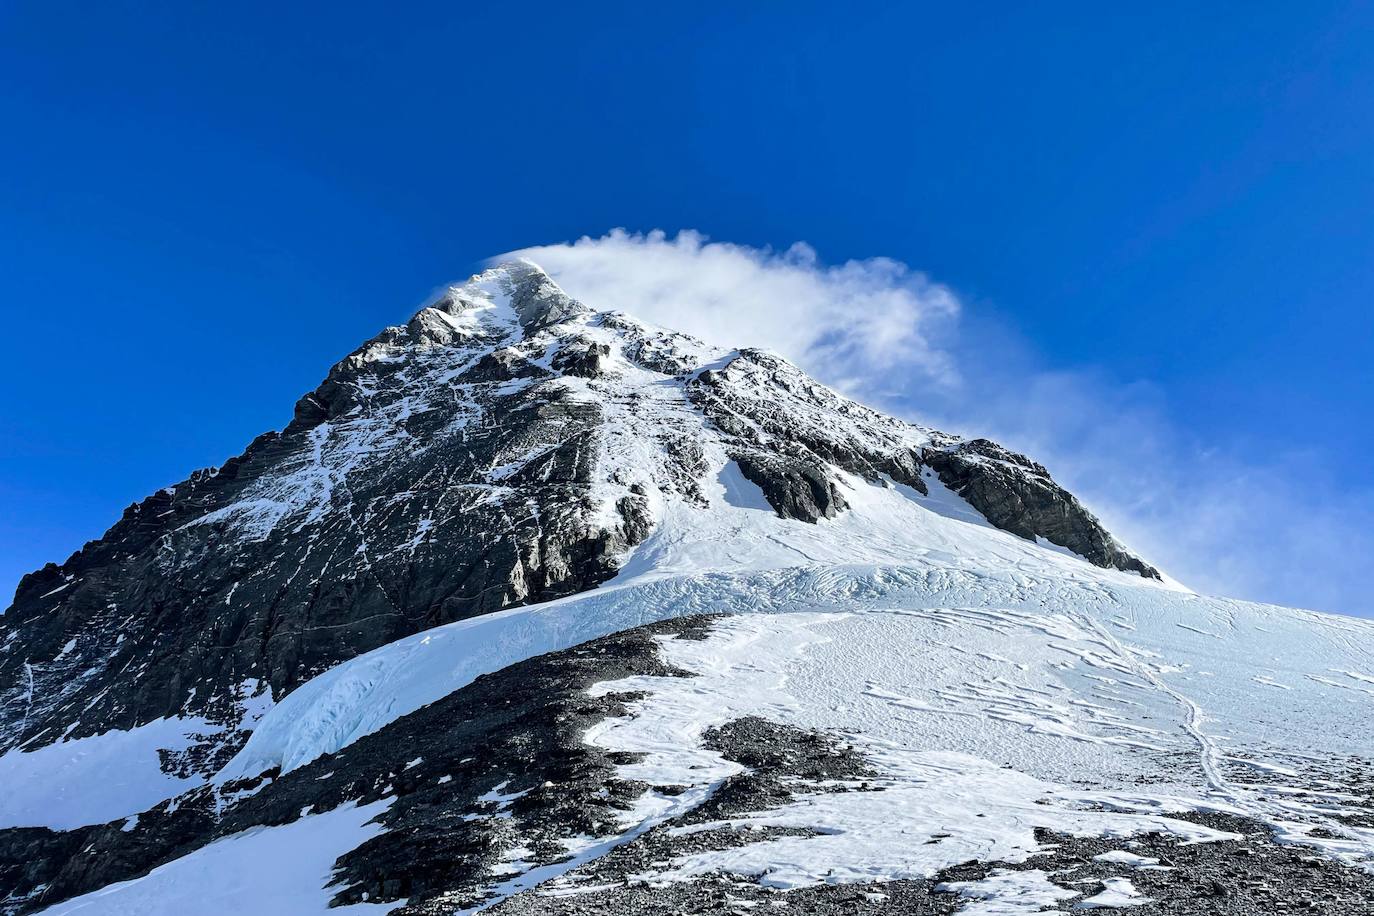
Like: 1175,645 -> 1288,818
35,799 -> 398,916
571,613 -> 1239,897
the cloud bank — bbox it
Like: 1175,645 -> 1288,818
504,229 -> 1374,617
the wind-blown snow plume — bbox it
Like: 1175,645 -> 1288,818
506,229 -> 962,391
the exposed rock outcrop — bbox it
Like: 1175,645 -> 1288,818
924,438 -> 1159,578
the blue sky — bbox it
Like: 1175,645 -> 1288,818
2,2 -> 1372,614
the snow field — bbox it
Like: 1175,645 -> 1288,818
560,612 -> 1238,903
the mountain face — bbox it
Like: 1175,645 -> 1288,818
0,263 -> 1152,767
2,263 -> 1370,916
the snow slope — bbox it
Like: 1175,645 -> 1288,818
37,800 -> 399,916
0,684 -> 272,830
219,462 -> 1169,779
0,715 -> 217,830
10,264 -> 1372,914
218,437 -> 1374,881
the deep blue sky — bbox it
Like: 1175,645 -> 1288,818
3,2 -> 1372,610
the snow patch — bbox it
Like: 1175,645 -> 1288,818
0,716 -> 217,830
36,800 -> 399,915
936,868 -> 1079,915
1076,876 -> 1151,908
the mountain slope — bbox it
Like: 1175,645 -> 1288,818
2,263 -> 1370,916
0,261 -> 1152,786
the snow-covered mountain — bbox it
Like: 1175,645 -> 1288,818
2,262 -> 1371,915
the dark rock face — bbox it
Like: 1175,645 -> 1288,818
733,451 -> 847,522
925,438 -> 1160,579
0,264 -> 644,769
688,348 -> 936,496
552,341 -> 612,378
687,348 -> 1158,579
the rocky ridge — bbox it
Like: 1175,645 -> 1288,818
1,262 -> 1154,781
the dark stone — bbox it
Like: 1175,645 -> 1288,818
923,439 -> 1161,579
686,348 -> 1154,579
733,451 -> 846,523
483,791 -> 1374,916
552,342 -> 612,378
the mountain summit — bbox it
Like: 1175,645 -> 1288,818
2,265 -> 1370,915
0,262 -> 1153,766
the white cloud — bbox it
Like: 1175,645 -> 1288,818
930,365 -> 1374,616
499,229 -> 1373,617
505,229 -> 961,391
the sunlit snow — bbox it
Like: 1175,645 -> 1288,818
15,263 -> 1373,913
38,800 -> 399,915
